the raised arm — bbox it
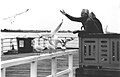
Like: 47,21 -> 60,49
60,10 -> 83,22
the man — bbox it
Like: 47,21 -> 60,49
60,9 -> 89,32
89,12 -> 104,33
60,9 -> 103,33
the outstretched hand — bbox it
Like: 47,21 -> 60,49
60,10 -> 66,15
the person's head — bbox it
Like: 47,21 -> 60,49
81,9 -> 89,17
89,12 -> 96,18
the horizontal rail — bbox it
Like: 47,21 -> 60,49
2,41 -> 16,43
1,49 -> 78,77
1,45 -> 17,47
47,69 -> 70,77
1,49 -> 77,68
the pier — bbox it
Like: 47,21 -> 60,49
1,49 -> 78,77
1,33 -> 120,77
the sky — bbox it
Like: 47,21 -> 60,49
0,0 -> 120,33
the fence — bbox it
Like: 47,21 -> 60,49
1,38 -> 17,53
1,49 -> 78,77
1,37 -> 78,54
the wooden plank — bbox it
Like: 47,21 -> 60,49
51,57 -> 57,77
30,61 -> 37,77
1,68 -> 6,77
69,54 -> 73,77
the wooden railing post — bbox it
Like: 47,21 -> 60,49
1,68 -> 6,77
51,57 -> 57,77
69,54 -> 73,77
30,61 -> 37,77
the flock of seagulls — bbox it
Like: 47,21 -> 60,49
3,9 -> 75,54
32,22 -> 117,55
32,19 -> 75,54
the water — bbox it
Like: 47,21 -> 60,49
1,32 -> 78,38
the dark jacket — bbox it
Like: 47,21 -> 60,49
85,17 -> 100,33
92,18 -> 104,33
65,14 -> 103,33
65,14 -> 88,30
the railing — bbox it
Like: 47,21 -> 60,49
1,38 -> 17,54
1,37 -> 78,54
1,49 -> 78,77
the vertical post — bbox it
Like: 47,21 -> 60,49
1,68 -> 6,77
79,36 -> 83,64
31,61 -> 37,77
10,38 -> 12,49
1,38 -> 3,55
69,54 -> 73,77
43,39 -> 45,48
38,38 -> 40,45
78,32 -> 84,65
51,57 -> 57,77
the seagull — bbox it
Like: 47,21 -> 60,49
60,37 -> 75,49
44,35 -> 75,53
105,26 -> 118,34
32,19 -> 63,54
2,9 -> 29,24
32,36 -> 44,52
33,19 -> 75,54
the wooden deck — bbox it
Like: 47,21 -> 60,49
1,49 -> 120,77
1,49 -> 79,77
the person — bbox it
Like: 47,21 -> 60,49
60,9 -> 103,33
11,44 -> 15,50
60,9 -> 89,32
89,12 -> 104,33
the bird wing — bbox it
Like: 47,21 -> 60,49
65,37 -> 75,43
40,19 -> 63,40
15,9 -> 29,16
51,19 -> 63,37
3,9 -> 29,20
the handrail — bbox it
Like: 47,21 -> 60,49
1,49 -> 78,77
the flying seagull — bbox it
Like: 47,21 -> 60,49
33,19 -> 75,54
2,9 -> 29,24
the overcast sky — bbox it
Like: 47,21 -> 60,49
0,0 -> 120,33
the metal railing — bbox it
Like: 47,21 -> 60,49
1,49 -> 78,77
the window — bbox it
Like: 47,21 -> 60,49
19,40 -> 24,47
